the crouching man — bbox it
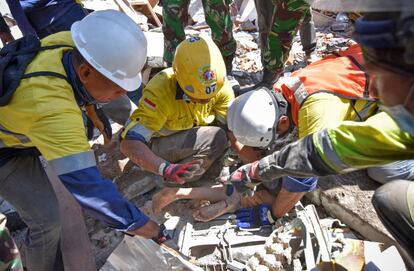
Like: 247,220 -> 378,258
120,36 -> 234,187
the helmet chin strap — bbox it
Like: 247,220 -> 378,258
263,87 -> 289,148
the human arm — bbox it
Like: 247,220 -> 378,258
259,112 -> 414,180
120,92 -> 202,184
228,131 -> 260,163
28,108 -> 159,238
227,112 -> 414,184
121,139 -> 165,174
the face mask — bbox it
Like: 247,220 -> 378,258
380,83 -> 414,135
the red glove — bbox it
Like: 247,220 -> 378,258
152,223 -> 172,244
220,161 -> 260,194
161,160 -> 203,184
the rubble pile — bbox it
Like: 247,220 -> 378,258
3,1 -> 407,270
246,231 -> 292,271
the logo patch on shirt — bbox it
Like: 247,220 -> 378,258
143,98 -> 156,109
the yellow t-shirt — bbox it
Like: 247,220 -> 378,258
0,31 -> 94,173
122,68 -> 234,142
298,92 -> 378,138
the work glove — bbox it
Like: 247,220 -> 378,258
235,204 -> 276,229
152,223 -> 172,244
160,160 -> 203,184
152,224 -> 172,244
220,161 -> 260,195
85,104 -> 112,144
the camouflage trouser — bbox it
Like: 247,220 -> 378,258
162,0 -> 236,69
254,0 -> 315,73
0,214 -> 23,271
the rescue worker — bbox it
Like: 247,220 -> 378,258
255,0 -> 316,87
120,36 -> 234,187
0,11 -> 163,271
3,0 -> 87,39
151,44 -> 380,221
0,213 -> 23,271
224,1 -> 414,263
161,0 -> 240,93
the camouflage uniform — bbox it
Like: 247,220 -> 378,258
255,0 -> 315,75
162,0 -> 237,70
0,214 -> 23,271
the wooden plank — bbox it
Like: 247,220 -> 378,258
129,0 -> 162,27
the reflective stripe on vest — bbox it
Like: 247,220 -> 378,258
313,129 -> 355,173
275,45 -> 375,126
0,123 -> 30,144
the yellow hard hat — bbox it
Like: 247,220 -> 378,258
173,36 -> 226,100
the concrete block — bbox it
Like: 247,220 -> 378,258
306,171 -> 396,247
144,32 -> 165,68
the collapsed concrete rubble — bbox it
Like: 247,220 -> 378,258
101,203 -> 406,271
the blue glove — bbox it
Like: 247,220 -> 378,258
235,204 -> 272,229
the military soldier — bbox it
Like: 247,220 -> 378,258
0,213 -> 23,271
255,0 -> 316,87
162,0 -> 240,93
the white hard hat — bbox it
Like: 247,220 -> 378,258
227,87 -> 288,148
71,10 -> 147,91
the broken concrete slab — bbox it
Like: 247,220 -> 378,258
306,171 -> 396,247
100,235 -> 202,271
144,31 -> 164,68
113,165 -> 158,201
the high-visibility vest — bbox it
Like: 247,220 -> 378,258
274,44 -> 376,125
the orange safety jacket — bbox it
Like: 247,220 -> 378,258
274,44 -> 376,126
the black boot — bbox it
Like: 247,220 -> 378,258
224,56 -> 241,96
259,69 -> 281,89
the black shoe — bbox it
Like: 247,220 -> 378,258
259,69 -> 281,89
227,74 -> 241,96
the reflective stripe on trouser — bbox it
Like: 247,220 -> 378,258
255,0 -> 312,73
162,0 -> 236,65
0,213 -> 23,271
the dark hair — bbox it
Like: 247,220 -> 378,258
72,48 -> 87,68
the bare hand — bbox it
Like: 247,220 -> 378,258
0,31 -> 14,45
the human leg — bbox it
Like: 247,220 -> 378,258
372,180 -> 414,259
202,0 -> 236,71
162,0 -> 190,65
367,160 -> 414,184
263,0 -> 311,82
152,184 -> 229,213
0,155 -> 62,271
151,126 -> 228,182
